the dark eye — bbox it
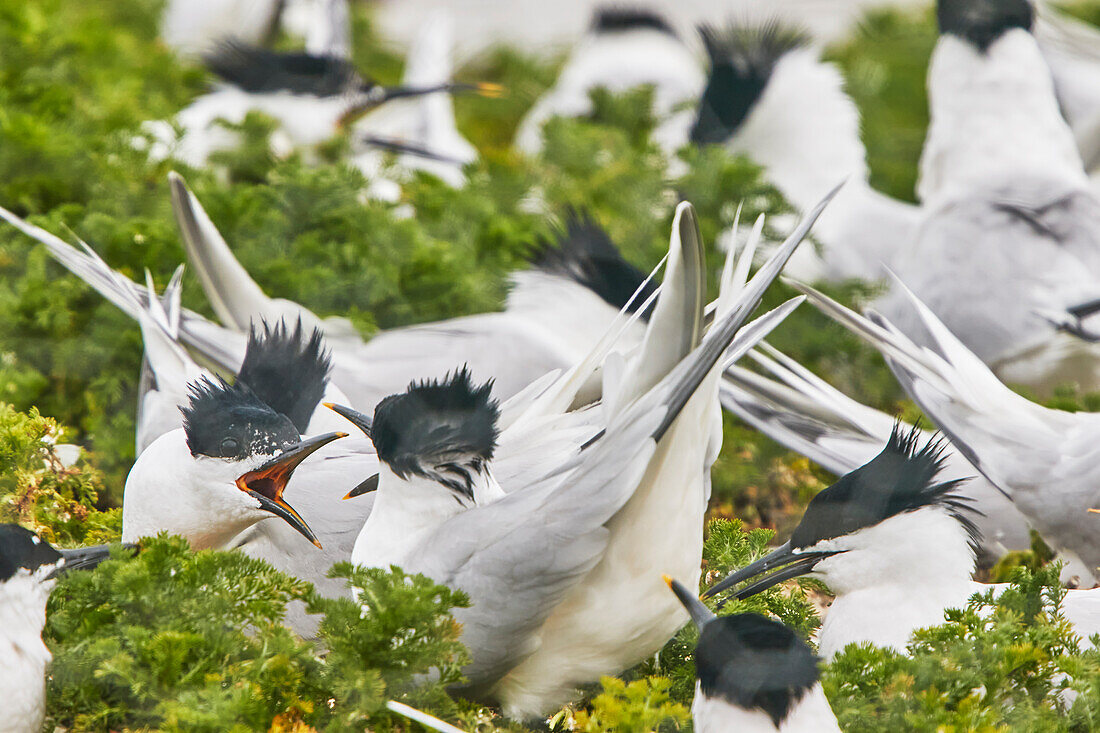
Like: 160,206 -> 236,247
219,438 -> 240,457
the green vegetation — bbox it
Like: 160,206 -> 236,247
4,0 -> 1100,729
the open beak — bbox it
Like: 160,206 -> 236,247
337,82 -> 504,128
343,473 -> 379,500
664,575 -> 715,629
47,543 -> 137,579
324,402 -> 372,438
702,541 -> 841,602
235,431 -> 347,548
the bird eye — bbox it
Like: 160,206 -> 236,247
219,437 -> 240,457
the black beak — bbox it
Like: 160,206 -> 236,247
358,134 -> 467,165
48,543 -> 136,578
235,431 -> 348,549
324,402 -> 372,438
664,575 -> 715,629
702,541 -> 841,602
338,82 -> 503,127
342,473 -> 379,500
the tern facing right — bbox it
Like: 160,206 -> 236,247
665,577 -> 840,733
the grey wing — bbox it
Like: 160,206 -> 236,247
880,191 -> 1100,365
405,405 -> 664,692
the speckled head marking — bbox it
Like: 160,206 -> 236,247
236,318 -> 332,433
696,612 -> 819,727
205,40 -> 367,96
529,211 -> 657,315
0,525 -> 62,583
937,0 -> 1034,52
691,21 -> 811,144
180,376 -> 300,460
591,7 -> 676,36
790,423 -> 980,552
370,367 -> 499,501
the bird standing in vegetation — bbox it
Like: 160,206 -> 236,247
0,525 -> 118,733
664,577 -> 840,732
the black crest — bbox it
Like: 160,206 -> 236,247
691,21 -> 811,144
205,41 -> 367,97
180,377 -> 300,460
236,319 -> 332,434
592,7 -> 676,36
0,524 -> 62,582
529,212 -> 658,316
937,0 -> 1034,52
790,423 -> 980,551
371,368 -> 499,499
696,612 -> 819,727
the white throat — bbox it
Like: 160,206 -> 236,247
810,507 -> 978,657
0,571 -> 54,733
918,30 -> 1087,205
350,463 -> 502,569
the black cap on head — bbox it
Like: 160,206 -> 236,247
180,376 -> 300,460
0,525 -> 62,582
371,367 -> 499,495
691,21 -> 811,145
236,318 -> 332,434
204,40 -> 367,97
937,0 -> 1034,52
529,211 -> 657,317
592,6 -> 676,36
789,423 -> 980,551
696,612 -> 819,727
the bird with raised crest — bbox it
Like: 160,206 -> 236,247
324,190 -> 835,718
0,524 -> 122,733
704,425 -> 1100,657
689,19 -> 920,283
796,276 -> 1100,587
664,577 -> 840,732
514,7 -> 704,158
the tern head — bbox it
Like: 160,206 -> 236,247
329,367 -> 499,505
665,577 -> 820,729
162,376 -> 345,548
591,7 -> 677,36
691,21 -> 811,145
937,0 -> 1034,52
705,425 -> 979,602
0,524 -> 118,587
236,318 -> 332,434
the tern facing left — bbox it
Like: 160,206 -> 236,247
664,577 -> 840,733
705,426 -> 1100,658
0,524 -> 117,733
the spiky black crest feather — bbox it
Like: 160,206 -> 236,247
529,211 -> 657,316
236,319 -> 332,433
180,377 -> 299,460
592,7 -> 676,36
696,613 -> 819,726
0,524 -> 62,583
205,41 -> 367,96
790,423 -> 981,552
371,367 -> 499,500
937,0 -> 1034,52
691,21 -> 811,144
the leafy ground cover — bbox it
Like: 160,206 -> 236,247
4,0 -> 1100,729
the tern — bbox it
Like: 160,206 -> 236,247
690,20 -> 920,283
878,0 -> 1100,392
142,32 -> 495,172
799,276 -> 1100,587
514,7 -> 704,158
705,425 -> 1100,657
0,524 -> 118,733
327,191 -> 834,717
664,577 -> 840,733
717,345 -> 1032,565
